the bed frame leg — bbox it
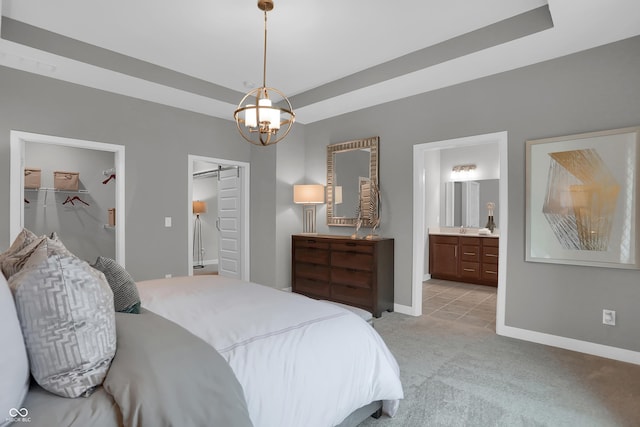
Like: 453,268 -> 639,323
372,408 -> 383,419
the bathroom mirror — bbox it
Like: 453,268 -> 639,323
327,136 -> 379,227
441,179 -> 499,228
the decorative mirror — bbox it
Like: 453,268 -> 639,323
327,136 -> 379,227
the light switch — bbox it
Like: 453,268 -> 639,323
165,217 -> 172,227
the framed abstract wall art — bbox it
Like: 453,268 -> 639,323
526,126 -> 640,269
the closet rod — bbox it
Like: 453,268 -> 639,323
193,165 -> 239,178
24,188 -> 89,193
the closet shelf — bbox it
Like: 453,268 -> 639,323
25,188 -> 89,194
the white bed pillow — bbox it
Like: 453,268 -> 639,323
9,237 -> 116,398
0,271 -> 30,427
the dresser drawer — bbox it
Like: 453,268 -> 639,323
295,263 -> 330,282
482,246 -> 499,264
330,251 -> 373,271
460,245 -> 480,262
331,241 -> 374,254
331,284 -> 372,307
294,238 -> 330,250
460,262 -> 480,279
331,268 -> 372,289
295,247 -> 330,265
294,277 -> 330,298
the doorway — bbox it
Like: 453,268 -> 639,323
412,131 -> 508,334
187,155 -> 250,280
10,131 -> 126,266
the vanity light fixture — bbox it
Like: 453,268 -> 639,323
234,0 -> 295,146
451,164 -> 477,173
293,184 -> 325,234
451,164 -> 477,180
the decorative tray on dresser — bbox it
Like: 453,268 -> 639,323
291,235 -> 394,317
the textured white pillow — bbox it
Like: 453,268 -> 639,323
9,237 -> 116,398
0,272 -> 30,427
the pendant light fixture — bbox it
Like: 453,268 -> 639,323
234,0 -> 295,146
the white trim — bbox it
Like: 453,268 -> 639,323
10,131 -> 126,266
188,155 -> 250,282
499,325 -> 640,366
412,131 -> 508,319
393,303 -> 415,316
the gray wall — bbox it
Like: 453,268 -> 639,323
302,36 -> 640,352
0,65 -> 252,281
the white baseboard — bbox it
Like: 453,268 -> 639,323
394,303 -> 420,316
281,287 -> 292,292
498,324 -> 640,366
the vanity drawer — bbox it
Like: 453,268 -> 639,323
459,236 -> 481,246
295,247 -> 330,265
482,246 -> 499,264
460,262 -> 480,279
331,284 -> 372,307
295,263 -> 330,282
460,245 -> 480,262
294,277 -> 330,298
483,237 -> 499,247
331,241 -> 374,254
331,268 -> 372,289
481,267 -> 498,282
331,251 -> 373,271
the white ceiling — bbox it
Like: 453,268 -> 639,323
1,0 -> 639,123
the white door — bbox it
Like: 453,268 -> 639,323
217,167 -> 242,278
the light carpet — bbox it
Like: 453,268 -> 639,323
358,313 -> 640,427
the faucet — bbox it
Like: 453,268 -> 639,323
459,225 -> 466,234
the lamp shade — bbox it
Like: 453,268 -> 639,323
193,200 -> 208,214
293,184 -> 325,204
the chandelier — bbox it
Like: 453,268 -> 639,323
234,0 -> 295,146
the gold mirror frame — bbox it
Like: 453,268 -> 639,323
326,136 -> 379,227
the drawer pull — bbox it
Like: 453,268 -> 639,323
346,242 -> 357,246
463,252 -> 476,256
463,268 -> 476,272
485,254 -> 498,258
485,270 -> 497,274
306,239 -> 317,244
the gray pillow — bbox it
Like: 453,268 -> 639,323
92,256 -> 141,314
9,237 -> 116,398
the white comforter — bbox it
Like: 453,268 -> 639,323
137,275 -> 403,427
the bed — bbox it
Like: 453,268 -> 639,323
2,228 -> 402,426
136,274 -> 404,427
1,273 -> 253,427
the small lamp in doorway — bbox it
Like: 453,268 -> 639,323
193,200 -> 208,269
293,184 -> 325,234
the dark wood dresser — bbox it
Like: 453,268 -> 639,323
291,235 -> 394,317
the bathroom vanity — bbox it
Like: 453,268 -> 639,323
429,229 -> 499,286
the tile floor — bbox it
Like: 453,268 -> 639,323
423,279 -> 497,331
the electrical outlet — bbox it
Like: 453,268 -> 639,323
165,274 -> 172,279
602,309 -> 616,326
